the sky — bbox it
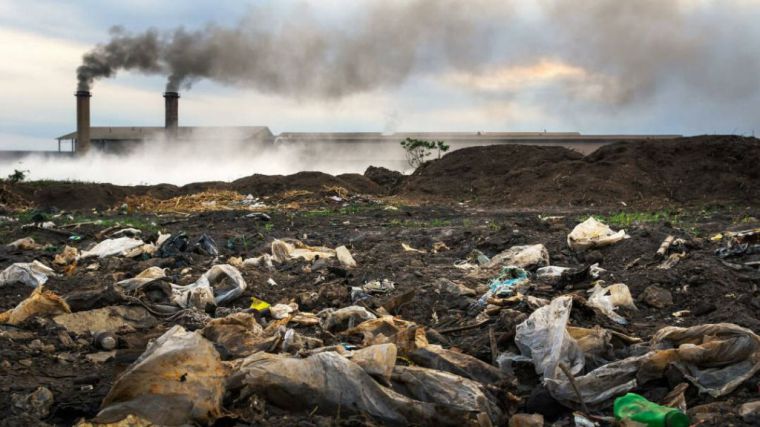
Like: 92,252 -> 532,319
1,0 -> 760,151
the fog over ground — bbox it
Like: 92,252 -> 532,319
1,0 -> 759,184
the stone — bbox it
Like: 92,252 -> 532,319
86,351 -> 116,364
53,305 -> 156,335
640,285 -> 673,308
11,386 -> 54,419
509,413 -> 544,427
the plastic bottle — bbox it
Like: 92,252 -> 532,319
613,393 -> 689,427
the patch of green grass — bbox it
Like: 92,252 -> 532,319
263,223 -> 274,231
386,218 -> 452,228
594,211 -> 678,228
13,210 -> 159,233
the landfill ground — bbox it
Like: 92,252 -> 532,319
1,137 -> 760,426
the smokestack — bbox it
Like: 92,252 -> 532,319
164,91 -> 179,137
75,91 -> 91,153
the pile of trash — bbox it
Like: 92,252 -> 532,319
2,204 -> 760,426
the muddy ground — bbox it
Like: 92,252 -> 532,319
1,200 -> 759,426
1,137 -> 760,426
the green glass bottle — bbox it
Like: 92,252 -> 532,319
613,393 -> 689,427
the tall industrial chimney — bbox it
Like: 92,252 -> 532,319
164,91 -> 179,137
75,90 -> 91,153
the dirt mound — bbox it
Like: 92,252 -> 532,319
229,171 -> 380,196
400,135 -> 760,207
364,166 -> 404,193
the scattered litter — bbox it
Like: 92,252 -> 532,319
474,266 -> 530,309
614,393 -> 689,427
363,278 -> 395,294
319,305 -> 377,332
80,237 -> 145,259
53,245 -> 79,265
242,254 -> 274,269
270,302 -> 298,319
250,297 -> 271,311
171,264 -> 247,310
587,282 -> 637,324
193,233 -> 218,256
336,245 -> 357,268
0,287 -> 70,325
7,237 -> 43,250
156,232 -> 188,258
402,243 -> 426,253
0,260 -> 56,288
568,217 -> 628,251
96,326 -> 225,425
486,244 -> 549,270
271,239 -> 336,263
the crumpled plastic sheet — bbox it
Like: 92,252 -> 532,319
517,295 -> 760,407
486,244 -> 549,270
0,286 -> 70,325
171,264 -> 247,309
586,282 -> 637,325
0,260 -> 56,288
567,217 -> 628,251
80,237 -> 145,259
515,295 -> 585,380
96,325 -> 225,425
228,351 -> 495,426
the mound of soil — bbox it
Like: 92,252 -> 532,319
364,166 -> 404,194
15,172 -> 383,211
400,135 -> 760,207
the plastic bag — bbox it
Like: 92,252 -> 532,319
0,287 -> 70,325
648,323 -> 760,398
587,282 -> 637,325
408,345 -> 506,385
7,237 -> 42,250
116,266 -> 167,291
54,245 -> 79,266
271,239 -> 335,263
350,343 -> 398,385
201,312 -> 264,358
473,266 -> 529,310
80,237 -> 145,259
567,217 -> 628,251
156,233 -> 188,258
193,233 -> 218,257
546,323 -> 760,407
171,264 -> 246,310
97,325 -> 225,425
391,365 -> 502,423
228,351 -> 487,426
0,260 -> 56,288
515,296 -> 584,380
336,245 -> 357,268
318,305 -> 377,332
486,244 -> 549,270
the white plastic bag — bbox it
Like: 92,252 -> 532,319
587,282 -> 637,324
0,260 -> 56,288
515,296 -> 585,380
567,217 -> 628,251
487,244 -> 549,270
80,237 -> 145,259
171,264 -> 247,309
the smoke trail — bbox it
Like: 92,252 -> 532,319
77,26 -> 163,91
76,0 -> 509,95
76,0 -> 760,109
